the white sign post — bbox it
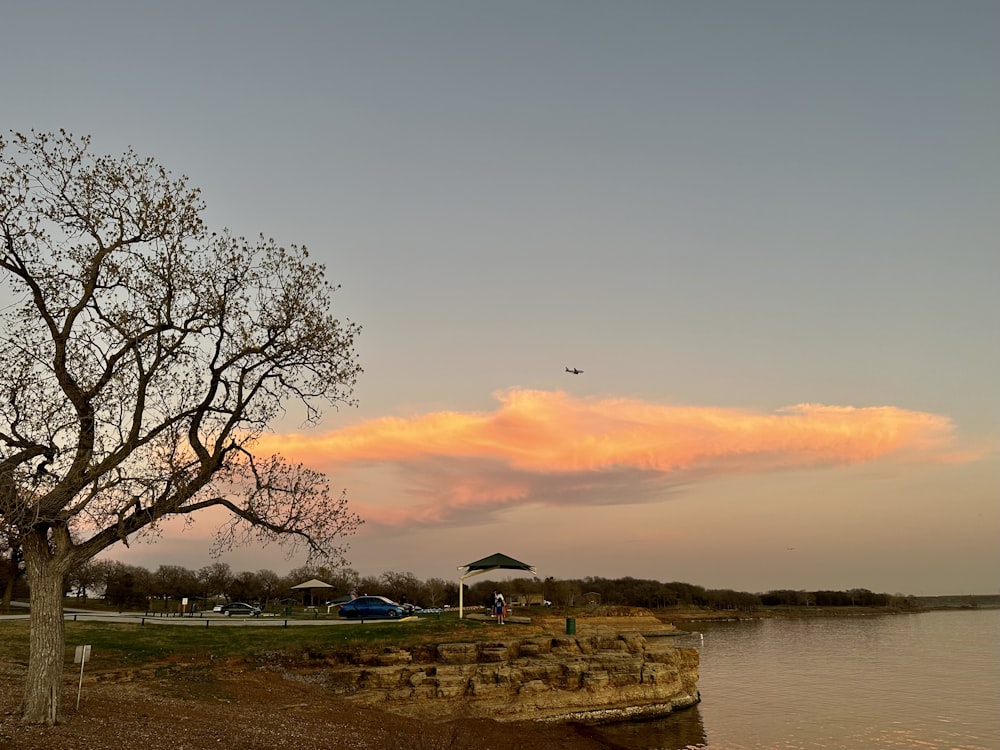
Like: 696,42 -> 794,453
74,645 -> 92,709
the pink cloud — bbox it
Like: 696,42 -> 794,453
257,390 -> 965,527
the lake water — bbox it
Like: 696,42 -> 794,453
593,609 -> 1000,750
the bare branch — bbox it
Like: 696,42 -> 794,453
1,129 -> 363,723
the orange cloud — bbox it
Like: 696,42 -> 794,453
257,390 -> 964,526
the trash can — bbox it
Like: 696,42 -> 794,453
566,617 -> 576,635
283,606 -> 292,616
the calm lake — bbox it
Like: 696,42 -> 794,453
593,608 -> 999,750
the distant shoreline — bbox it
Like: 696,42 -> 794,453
914,594 -> 1000,609
652,597 -> 1000,624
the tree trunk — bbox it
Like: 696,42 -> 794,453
21,531 -> 67,725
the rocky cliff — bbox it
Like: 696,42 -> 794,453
302,617 -> 700,724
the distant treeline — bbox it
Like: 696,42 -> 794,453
914,594 -> 1000,609
1,558 -> 948,613
473,576 -> 921,612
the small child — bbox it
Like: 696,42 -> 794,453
495,591 -> 506,624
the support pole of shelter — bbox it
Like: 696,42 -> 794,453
457,568 -> 488,619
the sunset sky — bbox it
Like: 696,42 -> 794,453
3,2 -> 997,596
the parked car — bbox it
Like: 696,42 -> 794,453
338,595 -> 407,619
220,602 -> 261,617
212,604 -> 225,613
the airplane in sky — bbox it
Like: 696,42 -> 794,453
565,367 -> 583,375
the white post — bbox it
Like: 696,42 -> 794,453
74,645 -> 91,709
457,567 -> 468,618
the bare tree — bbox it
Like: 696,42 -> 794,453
101,561 -> 151,611
381,570 -> 420,604
419,577 -> 454,608
0,130 -> 363,724
66,559 -> 102,601
228,569 -> 262,603
286,563 -> 338,585
255,567 -> 282,607
150,564 -> 199,609
198,561 -> 234,603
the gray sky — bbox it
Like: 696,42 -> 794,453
3,1 -> 997,595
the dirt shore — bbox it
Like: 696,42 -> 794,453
0,660 -> 625,750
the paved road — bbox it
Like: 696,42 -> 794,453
1,605 -> 415,627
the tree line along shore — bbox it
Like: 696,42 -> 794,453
4,557 -> 994,616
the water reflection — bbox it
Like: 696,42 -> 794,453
592,705 -> 707,750
586,610 -> 999,750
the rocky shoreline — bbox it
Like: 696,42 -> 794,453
290,613 -> 700,725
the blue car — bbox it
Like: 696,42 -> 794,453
338,595 -> 407,619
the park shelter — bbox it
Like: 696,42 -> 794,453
291,578 -> 333,607
457,552 -> 536,618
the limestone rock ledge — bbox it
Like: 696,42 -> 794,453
304,628 -> 700,724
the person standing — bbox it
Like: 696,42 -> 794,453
495,590 -> 506,624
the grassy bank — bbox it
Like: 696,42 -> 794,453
0,613 -> 506,674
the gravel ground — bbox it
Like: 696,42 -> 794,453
0,661 -> 619,750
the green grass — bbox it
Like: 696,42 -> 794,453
0,613 -> 502,672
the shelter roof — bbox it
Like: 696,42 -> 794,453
460,552 -> 535,573
291,578 -> 333,589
